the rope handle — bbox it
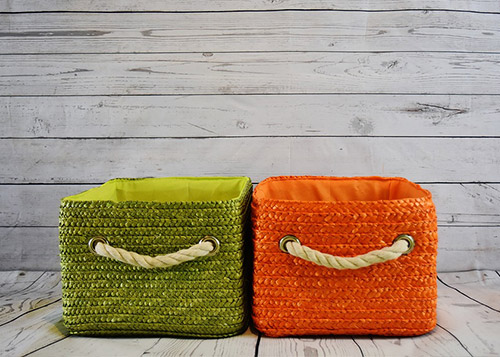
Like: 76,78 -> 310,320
279,234 -> 415,270
88,236 -> 220,269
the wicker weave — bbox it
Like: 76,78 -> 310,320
59,177 -> 252,337
251,176 -> 438,337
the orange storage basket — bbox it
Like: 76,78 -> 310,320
251,176 -> 438,337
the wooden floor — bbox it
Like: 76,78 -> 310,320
1,270 -> 499,357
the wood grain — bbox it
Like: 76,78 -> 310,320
2,11 -> 499,54
28,328 -> 258,357
1,0 -> 499,12
2,183 -> 499,227
439,270 -> 500,311
0,299 -> 65,357
0,271 -> 38,294
1,137 -> 499,183
131,328 -> 258,357
0,271 -> 60,325
2,95 -> 499,138
436,273 -> 500,356
0,271 -> 64,357
2,53 -> 500,96
425,183 -> 500,227
1,226 -> 498,271
0,228 -> 61,271
29,336 -> 160,357
258,335 -> 362,356
437,227 -> 500,271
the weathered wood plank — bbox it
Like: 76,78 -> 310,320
352,328 -> 471,357
436,273 -> 500,356
0,184 -> 91,227
438,270 -> 500,311
27,328 -> 258,357
0,271 -> 43,296
29,336 -> 161,357
421,183 -> 500,227
438,227 -> 500,272
2,183 -> 499,227
2,12 -> 499,54
1,138 -> 499,183
0,271 -> 63,357
0,271 -> 60,325
258,335 -> 362,356
0,298 -> 65,357
2,95 -> 499,138
1,0 -> 498,12
1,226 -> 497,271
0,228 -> 61,271
2,53 -> 500,96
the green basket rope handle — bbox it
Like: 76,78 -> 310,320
279,234 -> 415,270
88,236 -> 220,269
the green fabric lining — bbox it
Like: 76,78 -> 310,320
64,177 -> 249,203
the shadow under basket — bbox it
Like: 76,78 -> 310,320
251,176 -> 438,337
59,176 -> 252,337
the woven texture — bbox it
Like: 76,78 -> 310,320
59,177 -> 252,337
251,176 -> 438,337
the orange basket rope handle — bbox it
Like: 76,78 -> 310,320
87,236 -> 220,269
279,234 -> 415,270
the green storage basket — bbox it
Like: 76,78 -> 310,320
59,176 -> 252,337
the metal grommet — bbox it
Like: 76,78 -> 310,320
394,234 -> 415,255
279,235 -> 301,253
88,236 -> 109,255
199,236 -> 220,257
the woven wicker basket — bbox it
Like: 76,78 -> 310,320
59,176 -> 252,337
251,176 -> 438,337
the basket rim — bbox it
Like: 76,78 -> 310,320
60,176 -> 252,208
252,175 -> 433,206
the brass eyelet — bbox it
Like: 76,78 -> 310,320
279,235 -> 301,253
199,236 -> 220,257
393,234 -> 415,255
88,236 -> 109,255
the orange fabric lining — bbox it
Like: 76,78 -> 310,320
254,176 -> 430,202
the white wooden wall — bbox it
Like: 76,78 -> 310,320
0,1 -> 499,271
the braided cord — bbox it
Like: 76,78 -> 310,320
94,241 -> 215,269
285,239 -> 409,270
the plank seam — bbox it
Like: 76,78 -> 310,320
437,225 -> 500,228
140,338 -> 161,356
437,276 -> 500,313
2,93 -> 500,98
1,9 -> 499,15
352,337 -> 365,357
436,323 -> 473,357
21,336 -> 69,357
3,136 -> 500,140
254,331 -> 261,357
0,298 -> 62,328
2,51 -> 500,56
0,271 -> 45,299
